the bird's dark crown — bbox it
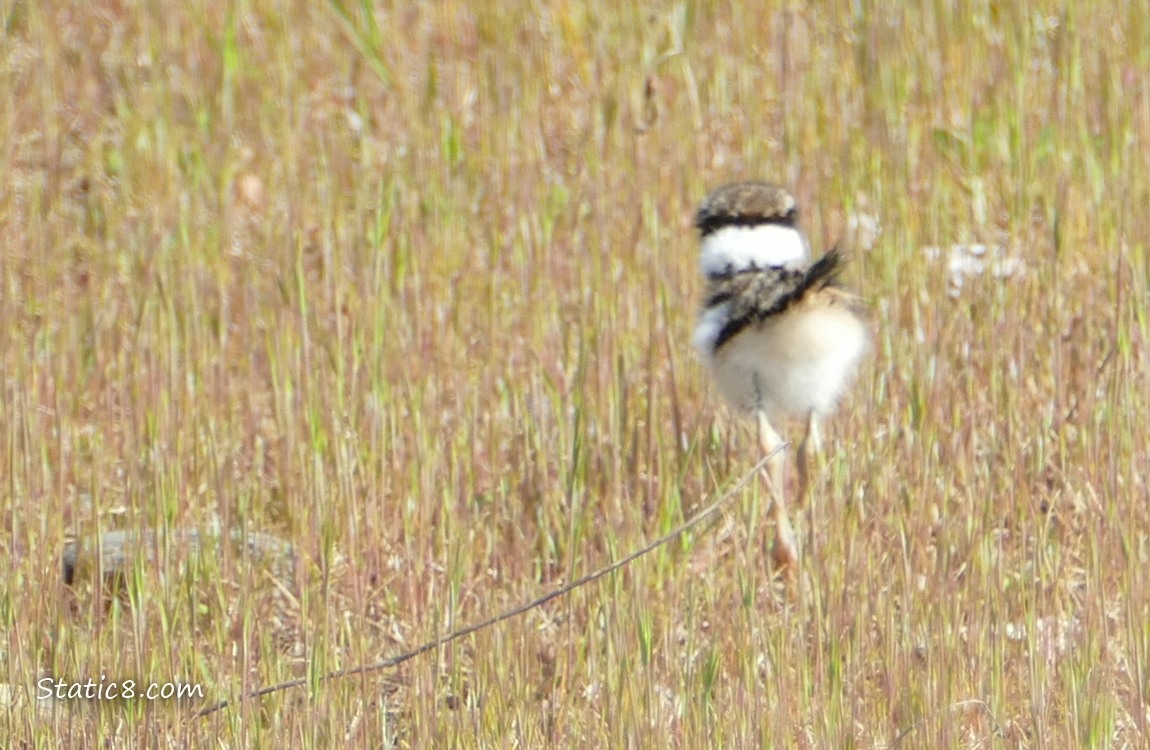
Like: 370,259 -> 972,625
696,181 -> 798,237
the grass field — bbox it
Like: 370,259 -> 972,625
3,0 -> 1149,746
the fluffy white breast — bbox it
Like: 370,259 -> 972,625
706,304 -> 868,419
693,302 -> 729,358
699,224 -> 809,277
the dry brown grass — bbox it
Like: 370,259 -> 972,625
2,0 -> 1149,746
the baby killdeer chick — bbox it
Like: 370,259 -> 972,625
693,181 -> 868,572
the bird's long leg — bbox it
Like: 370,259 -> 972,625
757,409 -> 798,573
796,410 -> 821,501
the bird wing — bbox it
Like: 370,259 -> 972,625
704,251 -> 852,349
